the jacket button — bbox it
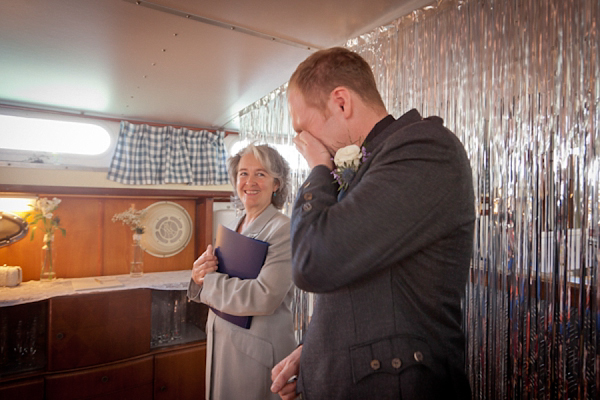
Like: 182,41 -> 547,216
302,203 -> 312,212
370,359 -> 381,370
303,192 -> 313,201
391,358 -> 402,369
414,351 -> 424,362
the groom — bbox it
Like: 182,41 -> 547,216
271,47 -> 475,400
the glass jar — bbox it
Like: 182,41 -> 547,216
130,233 -> 144,277
40,234 -> 56,281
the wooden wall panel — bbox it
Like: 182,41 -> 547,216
55,197 -> 103,279
0,197 -> 102,281
0,217 -> 42,282
195,198 -> 213,257
0,195 -> 207,281
103,198 -> 157,276
103,199 -> 196,276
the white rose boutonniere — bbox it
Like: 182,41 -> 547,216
331,144 -> 369,190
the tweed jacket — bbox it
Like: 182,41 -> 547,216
291,109 -> 475,400
188,204 -> 296,400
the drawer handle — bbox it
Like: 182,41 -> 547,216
56,333 -> 64,340
101,376 -> 109,383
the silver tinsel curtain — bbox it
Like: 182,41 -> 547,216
239,0 -> 600,398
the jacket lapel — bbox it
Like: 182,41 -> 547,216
337,109 -> 423,201
238,204 -> 278,239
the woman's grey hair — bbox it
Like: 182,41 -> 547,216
227,143 -> 291,210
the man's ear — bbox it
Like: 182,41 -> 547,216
330,87 -> 352,119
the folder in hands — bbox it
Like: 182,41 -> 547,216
210,224 -> 269,329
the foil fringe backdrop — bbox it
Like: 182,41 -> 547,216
239,0 -> 599,398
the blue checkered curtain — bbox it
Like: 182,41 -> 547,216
107,121 -> 228,185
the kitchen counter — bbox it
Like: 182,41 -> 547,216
0,270 -> 192,306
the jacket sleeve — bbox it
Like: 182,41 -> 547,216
199,218 -> 293,316
291,121 -> 475,293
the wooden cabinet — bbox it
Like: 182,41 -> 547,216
0,300 -> 47,379
44,342 -> 207,400
48,289 -> 151,371
45,356 -> 153,400
0,287 -> 208,399
154,344 -> 207,400
0,377 -> 44,400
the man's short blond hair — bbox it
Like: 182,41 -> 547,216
289,47 -> 386,114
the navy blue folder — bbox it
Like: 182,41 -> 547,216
210,224 -> 269,329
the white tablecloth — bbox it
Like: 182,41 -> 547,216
0,270 -> 192,306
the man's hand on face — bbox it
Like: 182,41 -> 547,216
293,132 -> 334,170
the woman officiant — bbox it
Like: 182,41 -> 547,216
188,144 -> 296,400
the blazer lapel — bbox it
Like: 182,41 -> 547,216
337,109 -> 423,201
238,204 -> 278,239
366,109 -> 422,153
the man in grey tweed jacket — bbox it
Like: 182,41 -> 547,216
271,47 -> 475,400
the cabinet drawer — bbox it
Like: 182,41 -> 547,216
0,377 -> 44,400
48,289 -> 151,371
85,383 -> 153,400
154,343 -> 206,400
45,356 -> 153,400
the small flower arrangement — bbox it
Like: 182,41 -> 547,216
25,197 -> 66,246
112,205 -> 146,234
331,144 -> 369,190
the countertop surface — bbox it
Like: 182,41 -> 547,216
0,270 -> 192,306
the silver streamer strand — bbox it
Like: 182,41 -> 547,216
239,0 -> 599,397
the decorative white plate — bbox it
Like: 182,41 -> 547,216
141,201 -> 193,257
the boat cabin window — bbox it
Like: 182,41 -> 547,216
0,113 -> 115,170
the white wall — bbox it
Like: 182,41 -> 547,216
0,166 -> 232,191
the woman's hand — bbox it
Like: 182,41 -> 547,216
271,345 -> 302,399
191,244 -> 218,286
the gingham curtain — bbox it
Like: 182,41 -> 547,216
107,121 -> 228,185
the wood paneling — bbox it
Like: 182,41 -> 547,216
0,377 -> 44,400
0,287 -> 209,400
195,198 -> 214,256
56,197 -> 103,278
102,198 -> 197,276
45,356 -> 153,400
0,193 -> 229,280
48,289 -> 151,371
0,197 -> 102,281
154,344 -> 206,400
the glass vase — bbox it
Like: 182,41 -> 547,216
131,233 -> 144,277
40,237 -> 56,281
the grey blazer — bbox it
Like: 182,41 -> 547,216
188,204 -> 296,400
291,109 -> 475,400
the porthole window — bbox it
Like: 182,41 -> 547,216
0,114 -> 111,155
0,112 -> 118,170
